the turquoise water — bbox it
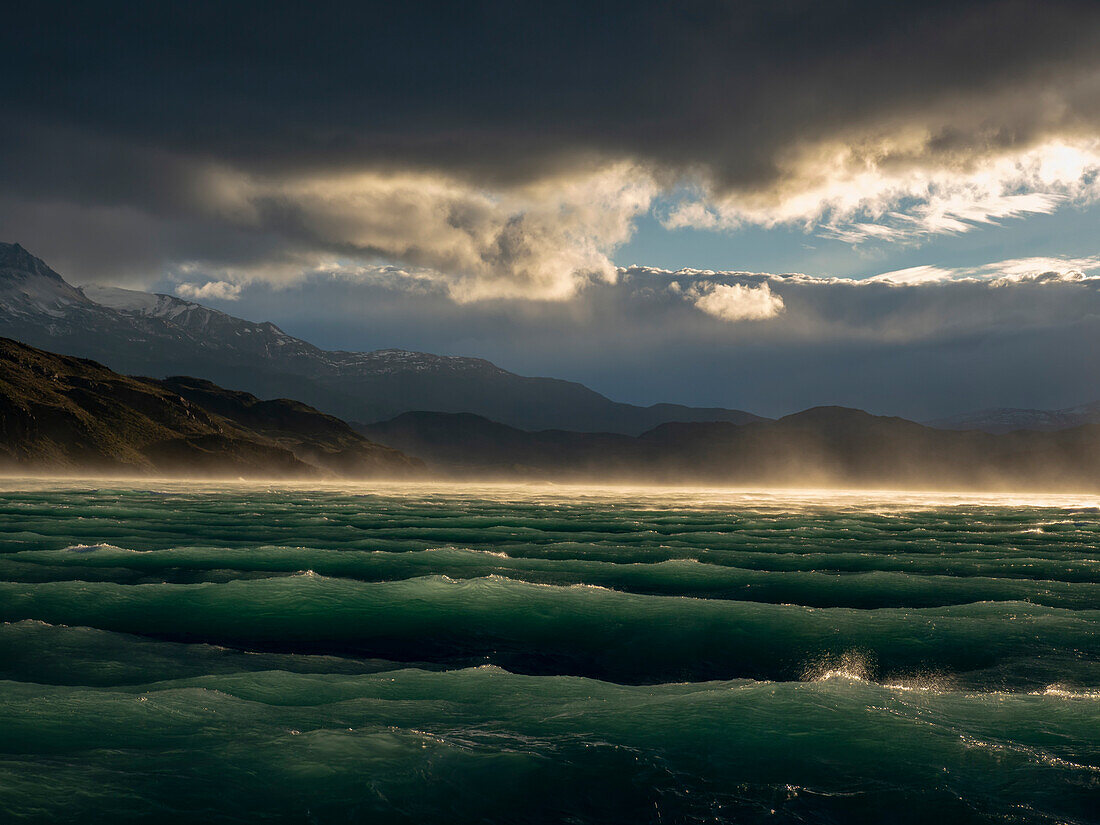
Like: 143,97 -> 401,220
0,481 -> 1098,823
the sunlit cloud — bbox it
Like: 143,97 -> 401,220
865,265 -> 957,285
871,255 -> 1100,284
662,138 -> 1100,246
5,125 -> 1100,306
154,162 -> 658,303
684,281 -> 785,322
174,280 -> 243,301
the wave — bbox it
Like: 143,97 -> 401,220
0,575 -> 1097,687
7,544 -> 1100,608
2,486 -> 1100,823
0,663 -> 1097,823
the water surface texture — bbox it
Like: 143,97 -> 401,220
1,481 -> 1098,823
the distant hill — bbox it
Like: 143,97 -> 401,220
362,412 -> 642,476
0,337 -> 421,478
360,406 -> 1100,490
0,242 -> 765,434
926,402 -> 1100,434
6,329 -> 1098,489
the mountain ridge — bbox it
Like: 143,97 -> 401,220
925,402 -> 1100,434
0,337 -> 421,478
0,242 -> 765,434
8,242 -> 1096,436
359,407 -> 1100,490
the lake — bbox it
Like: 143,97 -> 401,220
0,481 -> 1097,823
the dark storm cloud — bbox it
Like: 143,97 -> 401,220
2,1 -> 1100,297
3,1 -> 1100,184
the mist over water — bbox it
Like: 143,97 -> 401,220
1,480 -> 1098,823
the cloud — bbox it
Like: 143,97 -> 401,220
246,163 -> 657,301
175,281 -> 243,301
3,2 -> 1100,296
871,255 -> 1100,284
619,262 -> 1100,346
0,133 -> 656,301
211,260 -> 1100,419
865,266 -> 957,285
687,282 -> 785,322
663,138 -> 1100,244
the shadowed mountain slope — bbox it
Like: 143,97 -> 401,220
360,406 -> 1100,490
362,412 -> 641,476
0,337 -> 421,478
0,242 -> 765,434
926,401 -> 1100,434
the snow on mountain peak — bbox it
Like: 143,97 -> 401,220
80,284 -> 228,324
80,285 -> 166,314
0,243 -> 89,316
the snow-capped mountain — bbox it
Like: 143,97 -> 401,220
0,243 -> 90,318
0,242 -> 764,432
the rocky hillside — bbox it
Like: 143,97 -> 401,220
0,337 -> 421,478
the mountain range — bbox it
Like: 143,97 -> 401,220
0,337 -> 419,478
3,331 -> 1098,489
3,241 -> 1098,440
925,402 -> 1100,434
360,408 -> 1100,489
0,242 -> 764,434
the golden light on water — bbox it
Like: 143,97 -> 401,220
1,476 -> 1096,511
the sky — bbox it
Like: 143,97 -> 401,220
2,0 -> 1100,418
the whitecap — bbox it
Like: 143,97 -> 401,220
1029,685 -> 1100,700
63,543 -> 130,553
